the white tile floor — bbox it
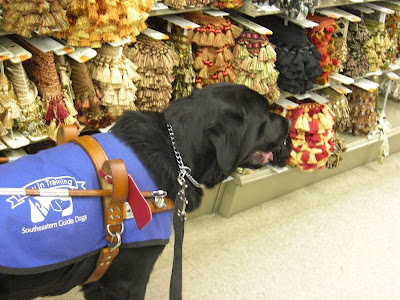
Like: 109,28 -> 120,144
39,151 -> 400,300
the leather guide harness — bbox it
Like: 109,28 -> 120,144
56,126 -> 175,285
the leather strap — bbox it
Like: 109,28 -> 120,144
71,135 -> 174,284
72,136 -> 127,284
56,124 -> 79,145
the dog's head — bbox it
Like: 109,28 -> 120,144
163,83 -> 290,188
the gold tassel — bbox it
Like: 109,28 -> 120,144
0,120 -> 7,136
215,50 -> 225,67
302,113 -> 310,132
111,66 -> 122,85
47,119 -> 58,141
64,96 -> 78,116
100,63 -> 111,83
308,153 -> 317,164
88,2 -> 99,23
2,111 -> 13,129
223,47 -> 233,62
194,56 -> 204,70
213,30 -> 225,48
199,65 -> 209,79
206,29 -> 215,47
118,88 -> 127,101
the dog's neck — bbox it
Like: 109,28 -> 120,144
112,111 -> 204,212
165,123 -> 201,189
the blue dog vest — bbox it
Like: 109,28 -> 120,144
0,133 -> 173,274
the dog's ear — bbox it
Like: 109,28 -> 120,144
206,111 -> 247,176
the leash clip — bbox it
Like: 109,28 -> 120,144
176,176 -> 188,220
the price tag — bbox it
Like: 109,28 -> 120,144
352,78 -> 380,92
142,28 -> 169,40
330,84 -> 353,94
329,8 -> 361,22
329,73 -> 355,85
349,4 -> 374,14
366,70 -> 383,77
107,37 -> 133,47
282,15 -> 319,28
67,47 -> 97,63
161,15 -> 200,31
258,4 -> 281,13
363,3 -> 395,14
54,46 -> 74,56
0,36 -> 32,63
293,92 -> 311,100
0,43 -> 14,61
23,35 -> 68,53
229,15 -> 273,35
308,92 -> 329,104
204,10 -> 230,17
316,9 -> 340,19
385,72 -> 400,81
276,97 -> 299,109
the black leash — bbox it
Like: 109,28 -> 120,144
169,185 -> 186,300
166,123 -> 201,300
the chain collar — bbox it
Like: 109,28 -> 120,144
167,124 -> 201,189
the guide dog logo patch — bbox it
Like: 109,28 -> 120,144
6,176 -> 85,223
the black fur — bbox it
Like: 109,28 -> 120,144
0,83 -> 289,299
270,135 -> 292,167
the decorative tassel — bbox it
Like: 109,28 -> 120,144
206,28 -> 215,47
213,29 -> 225,48
111,66 -> 122,84
47,119 -> 59,141
223,47 -> 233,61
45,100 -> 55,123
215,49 -> 225,67
199,65 -> 209,79
2,111 -> 13,129
56,98 -> 69,120
64,96 -> 78,116
100,63 -> 111,83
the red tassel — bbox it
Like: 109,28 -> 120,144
309,118 -> 319,133
325,26 -> 335,33
315,152 -> 329,161
45,100 -> 55,123
301,151 -> 310,163
56,98 -> 69,120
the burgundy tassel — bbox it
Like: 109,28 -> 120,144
56,97 -> 69,120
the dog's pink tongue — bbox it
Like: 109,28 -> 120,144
127,175 -> 152,230
254,151 -> 274,164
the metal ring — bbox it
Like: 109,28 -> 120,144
110,232 -> 121,253
106,222 -> 124,237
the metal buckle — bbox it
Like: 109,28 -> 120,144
153,190 -> 167,209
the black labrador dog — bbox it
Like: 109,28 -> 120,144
0,83 -> 289,299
